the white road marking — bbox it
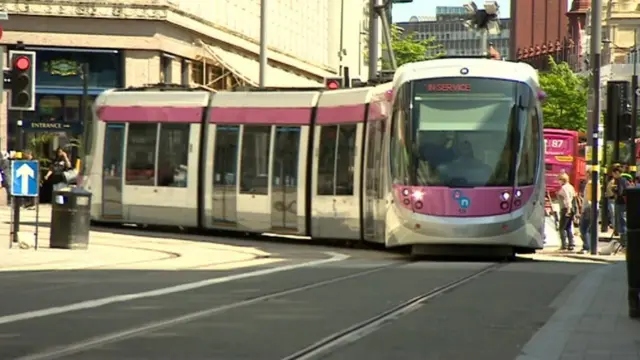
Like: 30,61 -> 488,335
15,258 -> 396,360
0,252 -> 349,326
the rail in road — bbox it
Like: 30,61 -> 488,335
6,253 -> 511,360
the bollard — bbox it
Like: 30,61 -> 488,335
624,187 -> 640,318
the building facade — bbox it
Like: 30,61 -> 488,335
511,0 -> 573,70
0,0 -> 376,151
398,6 -> 511,59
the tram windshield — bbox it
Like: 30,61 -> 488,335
412,77 -> 533,188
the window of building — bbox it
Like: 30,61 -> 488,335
157,124 -> 190,187
316,125 -> 357,196
191,62 -> 203,85
161,55 -> 173,84
181,59 -> 190,86
125,123 -> 158,186
239,126 -> 271,194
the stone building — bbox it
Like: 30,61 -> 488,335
0,0 -> 376,150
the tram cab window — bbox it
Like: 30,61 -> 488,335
516,104 -> 540,186
317,125 -> 356,196
157,124 -> 190,187
125,123 -> 158,186
240,126 -> 271,195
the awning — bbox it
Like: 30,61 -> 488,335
199,42 -> 323,88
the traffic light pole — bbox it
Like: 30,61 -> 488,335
631,29 -> 638,175
589,0 -> 602,255
11,112 -> 23,244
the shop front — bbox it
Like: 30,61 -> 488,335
7,46 -> 124,155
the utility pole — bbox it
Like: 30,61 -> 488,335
589,0 -> 602,255
259,0 -> 267,88
368,0 -> 379,82
630,28 -> 638,175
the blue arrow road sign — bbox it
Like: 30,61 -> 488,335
10,160 -> 39,197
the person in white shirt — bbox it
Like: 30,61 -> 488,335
556,173 -> 577,251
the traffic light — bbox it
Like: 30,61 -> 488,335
325,77 -> 343,90
8,50 -> 36,111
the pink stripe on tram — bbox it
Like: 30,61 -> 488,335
316,104 -> 366,124
98,106 -> 204,123
210,107 -> 312,125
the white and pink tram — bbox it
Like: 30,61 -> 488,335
85,57 -> 545,255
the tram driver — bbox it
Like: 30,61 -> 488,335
436,140 -> 492,186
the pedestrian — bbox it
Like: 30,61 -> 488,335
606,171 -> 616,232
557,173 -> 577,251
44,147 -> 72,194
578,178 -> 595,254
611,167 -> 630,246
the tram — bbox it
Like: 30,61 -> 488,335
84,57 -> 545,255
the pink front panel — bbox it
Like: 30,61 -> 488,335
209,107 -> 312,125
316,104 -> 366,124
367,100 -> 387,121
97,106 -> 204,123
393,185 -> 534,217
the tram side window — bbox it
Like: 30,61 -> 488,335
335,125 -> 357,195
125,123 -> 158,186
316,125 -> 356,196
240,126 -> 271,195
157,124 -> 190,188
317,126 -> 337,195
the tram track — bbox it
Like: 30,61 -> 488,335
13,260 -> 505,360
283,262 -> 505,360
14,259 -> 417,360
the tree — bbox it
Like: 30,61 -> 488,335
539,57 -> 588,131
380,24 -> 444,70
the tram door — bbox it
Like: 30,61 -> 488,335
212,125 -> 239,226
102,123 -> 125,219
311,123 -> 363,240
270,126 -> 301,232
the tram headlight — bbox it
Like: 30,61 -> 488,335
403,198 -> 411,206
514,199 -> 522,207
500,201 -> 509,210
414,201 -> 423,210
412,190 -> 424,200
402,188 -> 410,196
500,191 -> 510,201
514,189 -> 522,198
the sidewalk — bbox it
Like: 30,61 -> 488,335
542,217 -> 626,262
0,204 -> 274,271
517,262 -> 640,360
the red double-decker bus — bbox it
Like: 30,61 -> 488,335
544,128 -> 587,196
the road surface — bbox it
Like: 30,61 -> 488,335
0,235 -> 603,360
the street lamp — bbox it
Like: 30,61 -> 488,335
462,1 -> 501,56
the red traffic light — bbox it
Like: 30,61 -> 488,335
326,80 -> 340,90
14,56 -> 31,71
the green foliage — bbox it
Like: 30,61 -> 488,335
380,24 -> 445,70
539,57 -> 588,131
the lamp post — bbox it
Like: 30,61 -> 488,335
588,0 -> 602,255
462,1 -> 501,56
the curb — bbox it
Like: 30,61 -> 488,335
538,252 -> 623,264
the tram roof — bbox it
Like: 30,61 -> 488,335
393,58 -> 539,90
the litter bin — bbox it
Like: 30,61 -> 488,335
49,187 -> 92,250
624,187 -> 640,318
